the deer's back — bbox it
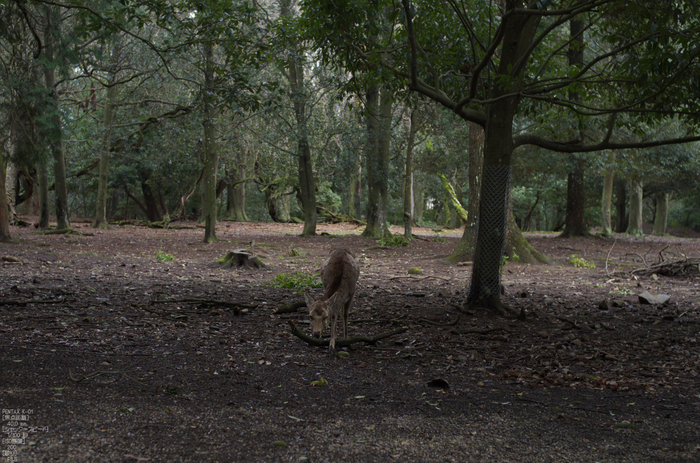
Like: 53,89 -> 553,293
321,248 -> 359,301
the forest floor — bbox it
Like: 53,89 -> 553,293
1,219 -> 699,462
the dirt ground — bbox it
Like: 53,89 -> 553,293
1,219 -> 699,462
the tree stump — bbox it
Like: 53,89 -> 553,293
212,249 -> 266,269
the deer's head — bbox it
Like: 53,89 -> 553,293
305,292 -> 338,339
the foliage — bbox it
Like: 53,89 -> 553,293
266,271 -> 322,293
569,254 -> 596,269
378,235 -> 410,247
156,250 -> 174,261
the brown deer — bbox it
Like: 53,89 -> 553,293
304,247 -> 359,349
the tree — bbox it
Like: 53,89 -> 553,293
362,85 -> 393,238
301,0 -> 700,314
279,0 -> 317,236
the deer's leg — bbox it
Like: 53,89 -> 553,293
329,307 -> 337,349
342,297 -> 353,339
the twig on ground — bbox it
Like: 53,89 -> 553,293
605,239 -> 617,276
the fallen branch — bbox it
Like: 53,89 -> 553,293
274,300 -> 307,314
388,275 -> 452,281
452,326 -> 511,335
630,256 -> 700,276
288,321 -> 407,347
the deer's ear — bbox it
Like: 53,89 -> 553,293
304,291 -> 315,308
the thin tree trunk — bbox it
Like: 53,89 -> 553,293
0,144 -> 10,242
37,163 -> 49,229
43,8 -> 70,230
448,122 -> 483,262
94,43 -> 119,229
614,179 -> 627,232
227,143 -> 249,221
202,40 -> 218,242
652,192 -> 669,235
600,161 -> 615,237
403,110 -> 417,239
626,180 -> 644,237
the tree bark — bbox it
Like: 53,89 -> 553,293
202,40 -> 219,243
94,42 -> 119,229
282,0 -> 317,236
43,8 -> 70,230
362,85 -> 392,238
626,180 -> 644,237
226,142 -> 249,221
600,152 -> 615,237
560,156 -> 589,237
614,178 -> 627,232
560,18 -> 589,238
652,192 -> 669,235
448,122 -> 483,262
141,181 -> 162,222
37,163 -> 49,229
466,5 -> 541,314
403,110 -> 417,239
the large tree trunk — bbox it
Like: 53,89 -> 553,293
141,182 -> 162,222
202,40 -> 219,243
626,180 -> 644,237
600,153 -> 615,237
403,110 -> 417,239
560,156 -> 588,237
94,43 -> 119,229
652,192 -> 669,235
43,8 -> 70,230
560,18 -> 589,238
466,6 -> 541,315
362,85 -> 392,238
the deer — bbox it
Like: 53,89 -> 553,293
304,247 -> 360,350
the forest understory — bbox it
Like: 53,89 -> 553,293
1,220 -> 699,462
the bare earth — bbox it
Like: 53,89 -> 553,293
1,220 -> 699,462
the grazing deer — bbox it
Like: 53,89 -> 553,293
304,247 -> 359,349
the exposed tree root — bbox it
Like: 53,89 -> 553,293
288,321 -> 407,348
